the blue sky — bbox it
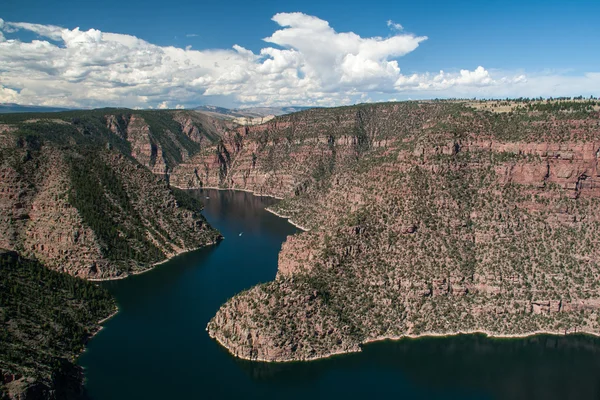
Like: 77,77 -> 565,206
1,0 -> 599,108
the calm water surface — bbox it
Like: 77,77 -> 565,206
79,189 -> 600,400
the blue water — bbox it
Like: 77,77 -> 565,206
79,189 -> 600,400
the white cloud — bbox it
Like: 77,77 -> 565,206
5,21 -> 64,41
157,101 -> 169,109
0,13 -> 597,109
263,12 -> 426,93
387,20 -> 403,31
186,34 -> 199,38
394,66 -> 524,91
0,85 -> 19,103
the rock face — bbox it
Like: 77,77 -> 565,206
104,111 -> 218,176
206,101 -> 600,361
0,112 -> 222,280
1,147 -> 105,278
169,114 -> 340,197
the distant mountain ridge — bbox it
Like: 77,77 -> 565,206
0,103 -> 72,113
194,105 -> 312,117
193,105 -> 313,125
0,103 -> 313,118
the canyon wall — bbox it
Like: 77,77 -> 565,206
205,102 -> 600,361
0,111 -> 223,280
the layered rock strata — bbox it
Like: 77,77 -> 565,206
205,101 -> 600,361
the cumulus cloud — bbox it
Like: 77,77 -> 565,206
263,12 -> 425,92
0,85 -> 19,103
394,66 -> 525,91
0,13 -> 597,108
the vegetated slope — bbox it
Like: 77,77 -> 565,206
0,250 -> 115,399
0,109 -> 228,399
0,108 -> 228,175
0,111 -> 223,279
202,100 -> 600,361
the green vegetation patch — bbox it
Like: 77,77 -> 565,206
0,251 -> 114,395
67,151 -> 165,264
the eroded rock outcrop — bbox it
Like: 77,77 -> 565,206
104,110 -> 228,177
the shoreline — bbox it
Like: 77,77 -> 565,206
208,332 -> 356,363
88,240 -> 220,282
362,328 -> 600,343
209,328 -> 600,363
96,308 -> 119,326
78,306 -> 120,360
80,238 -> 219,360
171,184 -> 285,200
173,183 -> 309,231
264,207 -> 310,232
88,185 -> 290,282
85,185 -> 314,364
89,307 -> 119,340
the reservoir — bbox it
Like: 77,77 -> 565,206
78,189 -> 600,400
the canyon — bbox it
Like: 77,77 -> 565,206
2,99 -> 600,397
